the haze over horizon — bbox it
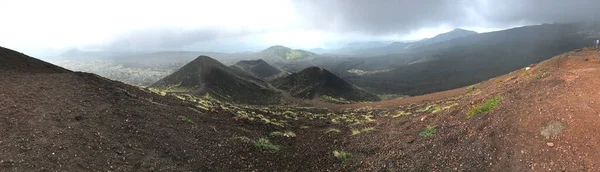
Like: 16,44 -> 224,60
1,0 -> 599,57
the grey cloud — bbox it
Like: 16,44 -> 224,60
98,0 -> 600,52
103,28 -> 256,51
292,0 -> 600,35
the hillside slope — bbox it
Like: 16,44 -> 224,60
349,23 -> 596,95
231,59 -> 284,79
4,46 -> 600,171
341,48 -> 600,171
273,67 -> 380,103
0,46 -> 359,171
0,46 -> 69,73
261,45 -> 317,60
150,56 -> 280,105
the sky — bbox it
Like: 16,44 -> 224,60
1,0 -> 599,57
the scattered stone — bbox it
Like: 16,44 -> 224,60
406,136 -> 416,144
540,121 -> 565,139
547,142 -> 555,147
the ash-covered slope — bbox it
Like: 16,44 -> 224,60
150,56 -> 281,105
0,46 -> 354,171
0,46 -> 69,73
0,46 -> 261,171
273,67 -> 380,103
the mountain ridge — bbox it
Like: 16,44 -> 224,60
273,66 -> 380,103
150,55 -> 281,105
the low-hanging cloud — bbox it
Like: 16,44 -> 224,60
104,28 -> 257,51
4,0 -> 600,55
291,0 -> 600,35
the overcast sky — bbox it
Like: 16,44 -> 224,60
1,0 -> 599,57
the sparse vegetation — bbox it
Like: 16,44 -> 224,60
333,151 -> 351,163
536,72 -> 551,79
178,115 -> 194,124
148,88 -> 167,96
466,97 -> 502,118
362,127 -> 376,133
254,138 -> 280,153
320,95 -> 351,104
466,85 -> 476,92
393,110 -> 411,118
378,94 -> 408,100
419,125 -> 437,137
323,128 -> 342,134
351,129 -> 361,135
351,127 -> 376,135
270,131 -> 297,138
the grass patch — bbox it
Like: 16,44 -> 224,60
323,128 -> 342,134
148,88 -> 167,96
392,110 -> 411,118
254,138 -> 280,153
466,85 -> 476,92
536,72 -> 551,79
351,127 -> 376,135
320,95 -> 351,104
333,151 -> 351,163
178,115 -> 194,124
466,97 -> 502,118
378,94 -> 408,100
361,127 -> 376,133
351,129 -> 361,135
419,125 -> 437,137
270,131 -> 297,138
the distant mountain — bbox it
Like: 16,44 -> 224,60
353,29 -> 478,55
0,46 -> 69,73
231,59 -> 284,80
150,56 -> 281,105
338,42 -> 389,53
348,23 -> 596,95
416,28 -> 478,46
309,48 -> 329,54
261,45 -> 317,60
273,67 -> 380,104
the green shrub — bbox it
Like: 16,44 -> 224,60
254,138 -> 280,153
419,125 -> 437,137
466,97 -> 502,118
179,115 -> 194,124
466,85 -> 476,92
333,151 -> 351,163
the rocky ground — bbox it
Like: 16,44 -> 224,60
2,46 -> 600,171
